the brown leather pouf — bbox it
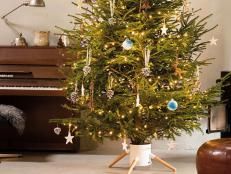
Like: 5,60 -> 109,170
196,138 -> 231,174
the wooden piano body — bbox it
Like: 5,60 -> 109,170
0,46 -> 79,152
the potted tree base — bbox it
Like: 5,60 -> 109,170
109,144 -> 176,174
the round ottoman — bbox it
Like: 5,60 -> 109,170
196,138 -> 231,174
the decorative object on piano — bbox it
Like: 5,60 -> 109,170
61,35 -> 70,47
0,105 -> 25,135
54,125 -> 62,135
83,47 -> 92,76
57,36 -> 65,48
1,0 -> 45,19
13,33 -> 28,47
51,1 -> 229,173
34,31 -> 50,46
65,124 -> 74,144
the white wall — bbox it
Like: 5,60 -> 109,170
0,0 -> 226,153
0,0 -> 76,46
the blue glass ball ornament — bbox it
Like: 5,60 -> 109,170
167,99 -> 178,111
122,39 -> 133,50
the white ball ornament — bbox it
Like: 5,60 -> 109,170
122,39 -> 133,50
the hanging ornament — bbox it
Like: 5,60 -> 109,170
69,82 -> 79,104
89,80 -> 94,111
167,99 -> 178,111
107,75 -> 114,99
140,0 -> 151,11
107,89 -> 114,99
83,47 -> 92,76
65,124 -> 74,144
54,125 -> 61,135
80,38 -> 89,48
108,0 -> 116,25
210,36 -> 218,46
173,57 -> 182,78
122,38 -> 133,50
136,93 -> 140,107
122,139 -> 128,152
141,46 -> 151,77
81,83 -> 85,97
161,20 -> 168,36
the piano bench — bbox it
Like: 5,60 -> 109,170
196,138 -> 231,174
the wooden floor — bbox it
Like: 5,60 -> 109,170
0,151 -> 196,174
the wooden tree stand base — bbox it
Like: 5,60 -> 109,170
0,154 -> 22,163
109,150 -> 176,174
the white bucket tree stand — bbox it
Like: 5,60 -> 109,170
109,143 -> 176,174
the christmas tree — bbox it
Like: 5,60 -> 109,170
52,0 -> 224,145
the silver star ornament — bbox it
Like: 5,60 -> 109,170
161,24 -> 168,35
65,131 -> 74,144
210,36 -> 218,46
122,139 -> 128,152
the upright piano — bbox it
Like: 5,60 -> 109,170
0,46 -> 79,152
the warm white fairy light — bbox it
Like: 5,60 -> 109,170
149,105 -> 154,109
